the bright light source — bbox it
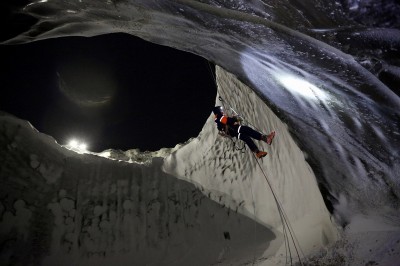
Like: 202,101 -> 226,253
67,139 -> 88,152
79,143 -> 87,151
69,139 -> 79,148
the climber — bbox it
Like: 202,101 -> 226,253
212,106 -> 275,158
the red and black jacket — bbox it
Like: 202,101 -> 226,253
214,113 -> 240,137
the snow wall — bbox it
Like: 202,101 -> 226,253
0,66 -> 338,265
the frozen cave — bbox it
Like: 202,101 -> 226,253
0,67 -> 338,266
1,0 -> 400,265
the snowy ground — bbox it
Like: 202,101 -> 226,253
307,215 -> 400,266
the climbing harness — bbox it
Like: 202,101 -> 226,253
214,92 -> 306,265
218,129 -> 247,153
218,96 -> 263,133
206,61 -> 245,153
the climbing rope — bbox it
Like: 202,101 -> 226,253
252,153 -> 306,265
247,169 -> 259,266
206,60 -> 218,88
216,92 -> 305,265
217,95 -> 264,135
207,63 -> 247,153
207,61 -> 259,264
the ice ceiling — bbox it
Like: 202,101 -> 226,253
1,0 -> 400,265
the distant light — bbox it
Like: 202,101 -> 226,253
69,139 -> 79,148
67,139 -> 88,152
79,143 -> 87,151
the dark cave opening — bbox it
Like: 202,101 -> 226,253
0,33 -> 217,152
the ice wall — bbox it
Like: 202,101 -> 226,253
164,66 -> 339,260
0,66 -> 338,265
4,0 -> 400,227
0,112 -> 273,265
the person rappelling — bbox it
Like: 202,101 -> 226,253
212,105 -> 275,158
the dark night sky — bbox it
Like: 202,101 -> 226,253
0,33 -> 217,152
